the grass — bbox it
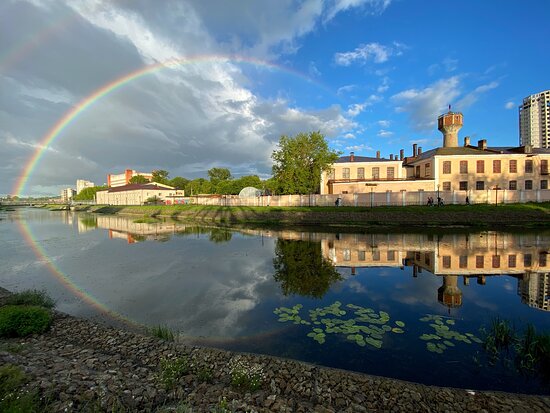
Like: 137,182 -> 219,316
5,290 -> 55,309
0,364 -> 41,412
133,216 -> 160,224
159,357 -> 190,389
150,325 -> 176,341
0,305 -> 52,338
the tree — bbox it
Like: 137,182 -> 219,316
129,175 -> 150,184
170,176 -> 189,190
207,167 -> 232,185
273,239 -> 342,299
271,131 -> 340,194
73,186 -> 107,201
152,170 -> 170,185
185,178 -> 213,195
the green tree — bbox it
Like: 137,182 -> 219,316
170,176 -> 189,190
208,167 -> 232,185
273,239 -> 342,299
129,175 -> 150,184
73,186 -> 107,201
185,178 -> 213,195
152,170 -> 170,185
271,131 -> 340,194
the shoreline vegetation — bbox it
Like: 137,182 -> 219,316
58,202 -> 550,231
1,288 -> 549,412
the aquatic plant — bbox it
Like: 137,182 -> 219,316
5,289 -> 55,309
418,314 -> 481,354
0,305 -> 52,338
274,301 -> 405,349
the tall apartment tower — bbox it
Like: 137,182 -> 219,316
519,90 -> 550,148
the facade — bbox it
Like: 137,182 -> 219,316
107,169 -> 153,187
321,111 -> 550,200
76,179 -> 95,194
60,188 -> 76,203
519,90 -> 550,148
96,182 -> 184,205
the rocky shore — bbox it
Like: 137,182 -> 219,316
1,293 -> 549,412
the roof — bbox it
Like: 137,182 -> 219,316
406,145 -> 550,164
105,183 -> 175,193
336,155 -> 396,163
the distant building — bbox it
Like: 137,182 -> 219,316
60,188 -> 76,203
107,169 -> 153,187
518,272 -> 550,311
76,179 -> 95,194
519,90 -> 550,148
96,182 -> 184,205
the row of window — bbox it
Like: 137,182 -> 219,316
341,249 -> 396,261
441,253 -> 545,269
332,167 -> 395,180
443,180 -> 548,191
443,159 -> 548,174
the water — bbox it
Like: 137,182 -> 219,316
1,207 -> 549,394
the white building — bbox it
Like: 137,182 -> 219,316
519,89 -> 550,148
76,179 -> 95,194
61,188 -> 76,203
96,182 -> 184,205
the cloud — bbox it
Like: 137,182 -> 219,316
337,84 -> 357,96
345,143 -> 373,152
456,81 -> 499,109
377,120 -> 390,127
377,76 -> 390,93
377,129 -> 393,137
324,0 -> 392,22
334,41 -> 404,66
308,61 -> 321,77
346,94 -> 381,117
505,101 -> 515,110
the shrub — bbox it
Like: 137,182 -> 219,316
5,290 -> 55,309
0,305 -> 52,338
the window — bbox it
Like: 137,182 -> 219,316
372,167 -> 380,180
459,181 -> 468,191
442,256 -> 451,268
425,255 -> 431,265
542,160 -> 548,175
476,255 -> 484,268
425,163 -> 431,177
477,160 -> 485,173
443,161 -> 451,174
387,167 -> 395,179
460,160 -> 468,174
343,168 -> 350,179
442,181 -> 451,191
415,166 -> 420,178
524,254 -> 532,267
508,254 -> 516,268
509,180 -> 517,190
525,160 -> 533,173
542,180 -> 548,190
387,250 -> 395,261
509,159 -> 517,173
357,167 -> 365,179
476,181 -> 485,190
525,180 -> 533,190
358,250 -> 366,261
493,160 -> 501,173
372,250 -> 380,261
492,255 -> 501,268
343,249 -> 351,261
539,253 -> 547,267
459,255 -> 468,268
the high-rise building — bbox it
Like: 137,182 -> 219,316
76,179 -> 95,194
519,90 -> 550,148
61,188 -> 76,203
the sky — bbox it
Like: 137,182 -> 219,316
1,0 -> 549,197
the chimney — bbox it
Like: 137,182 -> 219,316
350,151 -> 355,162
477,139 -> 487,150
418,147 -> 423,155
413,143 -> 418,157
390,154 -> 394,160
464,136 -> 470,147
525,144 -> 532,154
376,150 -> 380,159
394,154 -> 398,160
400,149 -> 404,160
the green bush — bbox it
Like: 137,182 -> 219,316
5,290 -> 55,309
150,325 -> 176,341
0,364 -> 40,412
0,305 -> 52,338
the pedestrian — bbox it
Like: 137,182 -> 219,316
465,196 -> 470,206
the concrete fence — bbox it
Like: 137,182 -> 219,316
182,189 -> 550,208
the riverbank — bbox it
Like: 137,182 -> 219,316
79,203 -> 550,230
1,288 -> 549,413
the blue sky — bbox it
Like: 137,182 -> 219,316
1,0 -> 549,196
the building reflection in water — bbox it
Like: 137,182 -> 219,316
79,213 -> 550,312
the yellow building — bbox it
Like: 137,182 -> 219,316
96,182 -> 184,205
321,111 -> 550,203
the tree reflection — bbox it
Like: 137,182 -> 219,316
273,239 -> 342,299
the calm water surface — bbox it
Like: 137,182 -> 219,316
1,208 -> 549,394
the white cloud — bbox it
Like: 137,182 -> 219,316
377,129 -> 393,137
505,101 -> 515,110
377,119 -> 390,127
344,133 -> 356,139
337,84 -> 357,96
346,94 -> 381,117
456,81 -> 499,109
325,0 -> 392,22
308,61 -> 321,77
334,41 -> 404,66
377,76 -> 390,93
345,143 -> 373,152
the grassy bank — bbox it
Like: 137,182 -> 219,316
89,202 -> 550,230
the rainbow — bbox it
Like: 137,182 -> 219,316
13,55 -> 331,196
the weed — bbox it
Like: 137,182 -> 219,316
5,289 -> 55,309
0,342 -> 25,354
0,364 -> 41,412
210,397 -> 233,413
150,325 -> 176,341
482,317 -> 515,360
228,357 -> 264,392
196,367 -> 213,383
0,305 -> 52,338
159,356 -> 190,388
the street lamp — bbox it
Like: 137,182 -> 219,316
493,185 -> 501,206
365,183 -> 378,208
